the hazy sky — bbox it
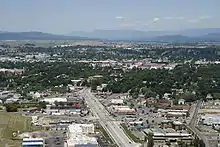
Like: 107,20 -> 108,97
0,0 -> 219,34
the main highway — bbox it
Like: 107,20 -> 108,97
188,100 -> 210,147
80,88 -> 140,147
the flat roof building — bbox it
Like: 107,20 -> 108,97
144,128 -> 193,145
22,138 -> 44,147
67,124 -> 98,147
41,97 -> 67,104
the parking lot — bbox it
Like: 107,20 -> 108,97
45,136 -> 65,147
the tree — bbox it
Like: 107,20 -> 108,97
130,103 -> 134,108
81,80 -> 88,87
194,138 -> 205,147
166,141 -> 171,147
181,92 -> 197,102
5,104 -> 18,112
151,119 -> 155,124
213,93 -> 220,99
38,101 -> 47,109
146,120 -> 149,124
147,133 -> 154,147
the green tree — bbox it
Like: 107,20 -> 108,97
5,104 -> 18,112
38,101 -> 47,109
147,133 -> 154,147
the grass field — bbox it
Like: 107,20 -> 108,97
0,112 -> 33,147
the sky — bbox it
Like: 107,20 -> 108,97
0,0 -> 219,34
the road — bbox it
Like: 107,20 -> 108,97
188,100 -> 210,147
80,88 -> 140,147
189,100 -> 202,126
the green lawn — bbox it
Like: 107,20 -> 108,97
0,112 -> 34,147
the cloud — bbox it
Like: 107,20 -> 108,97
119,23 -> 136,28
188,19 -> 200,23
116,16 -> 124,20
199,15 -> 212,20
188,15 -> 212,23
177,17 -> 185,20
153,17 -> 160,22
163,17 -> 174,20
142,17 -> 160,26
163,16 -> 185,20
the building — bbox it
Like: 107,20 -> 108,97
67,135 -> 98,147
111,99 -> 124,105
67,124 -> 98,147
109,105 -> 135,115
0,91 -> 13,99
214,100 -> 220,106
68,124 -> 95,134
144,128 -> 192,145
178,99 -> 185,105
0,68 -> 24,75
201,115 -> 220,126
22,138 -> 44,147
5,98 -> 19,103
160,120 -> 185,130
41,97 -> 67,104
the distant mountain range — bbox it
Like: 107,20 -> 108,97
0,28 -> 220,42
69,28 -> 220,42
0,31 -> 89,40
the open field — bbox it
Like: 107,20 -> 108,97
0,112 -> 33,147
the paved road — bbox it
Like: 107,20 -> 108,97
189,100 -> 202,126
188,100 -> 210,147
80,88 -> 140,147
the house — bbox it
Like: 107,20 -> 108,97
111,99 -> 124,105
178,99 -> 185,105
31,92 -> 41,99
206,93 -> 213,100
145,97 -> 155,105
214,100 -> 220,106
156,99 -> 171,109
163,93 -> 172,100
5,98 -> 19,103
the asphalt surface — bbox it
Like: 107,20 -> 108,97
45,136 -> 64,147
80,88 -> 140,147
188,100 -> 210,147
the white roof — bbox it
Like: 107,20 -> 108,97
42,97 -> 67,103
68,124 -> 94,134
111,99 -> 123,104
67,135 -> 97,145
23,138 -> 44,141
22,142 -> 43,145
173,121 -> 183,125
167,112 -> 186,115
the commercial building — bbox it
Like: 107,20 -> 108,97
111,99 -> 124,105
144,128 -> 193,145
67,135 -> 98,147
22,138 -> 44,147
109,105 -> 135,115
68,124 -> 95,134
160,120 -> 185,130
201,115 -> 220,126
67,124 -> 98,147
41,97 -> 67,104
